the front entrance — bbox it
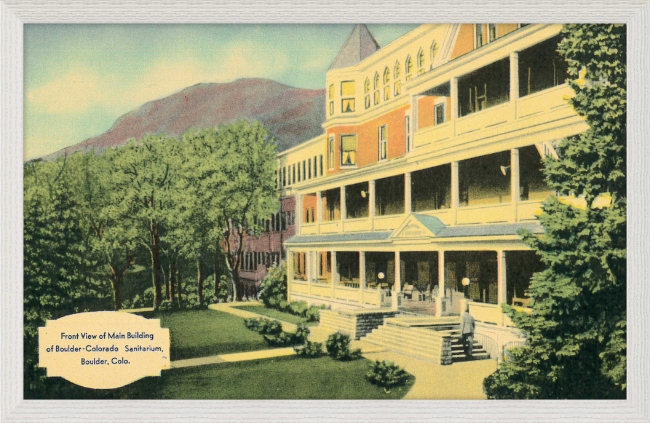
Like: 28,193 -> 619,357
400,251 -> 439,315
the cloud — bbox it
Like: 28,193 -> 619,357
27,66 -> 104,114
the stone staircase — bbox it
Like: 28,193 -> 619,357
361,316 -> 491,365
318,309 -> 399,340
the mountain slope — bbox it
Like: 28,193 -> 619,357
41,78 -> 326,160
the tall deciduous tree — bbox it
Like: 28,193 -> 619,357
484,24 -> 626,399
111,135 -> 178,310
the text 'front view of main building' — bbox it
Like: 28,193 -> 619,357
240,24 -> 588,364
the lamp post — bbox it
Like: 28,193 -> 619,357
462,277 -> 470,298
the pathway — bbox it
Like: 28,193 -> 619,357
171,347 -> 296,369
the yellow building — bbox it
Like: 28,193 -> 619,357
277,24 -> 588,364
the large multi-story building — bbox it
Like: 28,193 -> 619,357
244,24 -> 588,362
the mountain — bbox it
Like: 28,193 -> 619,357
40,78 -> 326,161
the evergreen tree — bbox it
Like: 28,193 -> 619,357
484,24 -> 626,399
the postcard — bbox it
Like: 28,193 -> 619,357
2,12 -> 645,422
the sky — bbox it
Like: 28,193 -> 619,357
24,24 -> 419,160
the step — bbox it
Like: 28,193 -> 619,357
365,330 -> 447,350
364,334 -> 446,354
380,326 -> 451,343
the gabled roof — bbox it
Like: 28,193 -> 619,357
328,24 -> 381,71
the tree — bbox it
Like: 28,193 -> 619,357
210,121 -> 279,301
484,24 -> 626,399
111,135 -> 178,310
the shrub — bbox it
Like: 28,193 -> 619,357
366,360 -> 410,390
305,305 -> 323,322
294,324 -> 310,343
294,340 -> 323,358
259,262 -> 287,308
244,317 -> 283,335
326,332 -> 362,361
157,300 -> 179,313
289,300 -> 309,317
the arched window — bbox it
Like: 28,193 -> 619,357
393,60 -> 402,96
328,84 -> 334,115
417,48 -> 425,75
405,55 -> 413,80
373,72 -> 380,105
364,77 -> 371,109
383,67 -> 390,100
430,40 -> 439,65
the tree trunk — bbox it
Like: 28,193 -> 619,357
164,259 -> 170,302
110,274 -> 123,311
169,257 -> 177,303
197,255 -> 205,306
214,242 -> 221,300
234,270 -> 244,302
150,222 -> 164,310
176,260 -> 183,309
229,272 -> 237,302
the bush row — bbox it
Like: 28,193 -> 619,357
244,317 -> 310,346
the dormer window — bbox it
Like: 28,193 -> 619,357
394,61 -> 401,96
373,72 -> 380,105
405,55 -> 413,80
417,48 -> 425,75
383,67 -> 390,100
430,41 -> 439,69
364,78 -> 371,109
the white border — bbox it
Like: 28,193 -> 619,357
1,2 -> 649,422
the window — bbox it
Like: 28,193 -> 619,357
303,161 -> 306,180
374,72 -> 380,105
329,84 -> 334,116
319,155 -> 323,176
313,155 -> 317,178
328,135 -> 335,169
292,164 -> 296,184
394,61 -> 401,96
342,98 -> 355,113
297,162 -> 301,182
308,158 -> 312,179
282,167 -> 287,187
417,48 -> 425,75
405,115 -> 411,153
405,55 -> 413,80
378,125 -> 388,161
430,40 -> 439,65
434,102 -> 445,125
364,78 -> 371,109
489,24 -> 497,42
330,101 -> 334,116
340,134 -> 357,166
383,67 -> 390,100
475,24 -> 484,48
341,81 -> 355,113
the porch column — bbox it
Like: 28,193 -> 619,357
331,251 -> 338,298
287,249 -> 294,299
340,185 -> 347,220
392,251 -> 402,309
307,251 -> 313,296
451,161 -> 460,225
450,77 -> 459,120
316,191 -> 323,223
404,172 -> 412,214
359,251 -> 366,305
510,52 -> 519,119
438,251 -> 446,296
511,149 -> 521,202
497,250 -> 507,305
369,179 -> 376,230
295,194 -> 302,234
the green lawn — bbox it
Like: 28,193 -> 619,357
57,356 -> 415,399
139,309 -> 271,360
234,304 -> 319,326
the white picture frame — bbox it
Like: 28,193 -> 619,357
1,1 -> 649,422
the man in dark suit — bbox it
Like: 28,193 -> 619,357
461,305 -> 475,357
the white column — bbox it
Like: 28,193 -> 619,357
307,252 -> 313,295
451,161 -> 460,209
316,191 -> 323,223
287,249 -> 294,300
393,251 -> 402,309
359,251 -> 366,305
511,149 -> 521,203
295,194 -> 302,234
510,52 -> 519,119
404,172 -> 412,214
369,180 -> 376,230
497,250 -> 507,305
450,77 -> 459,120
340,186 -> 346,220
331,251 -> 337,298
436,251 -> 446,317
